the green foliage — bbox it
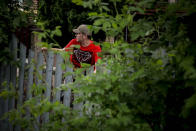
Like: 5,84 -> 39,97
34,22 -> 62,48
37,0 -> 91,47
130,19 -> 155,41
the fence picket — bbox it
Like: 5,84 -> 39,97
9,34 -> 17,111
18,43 -> 27,106
15,43 -> 27,131
26,49 -> 35,125
0,64 -> 3,86
0,65 -> 4,117
87,66 -> 95,74
85,66 -> 95,116
62,65 -> 73,124
0,65 -> 4,130
8,34 -> 18,131
0,64 -> 9,131
43,51 -> 54,123
3,35 -> 12,131
34,51 -> 44,131
36,52 -> 44,85
27,49 -> 35,100
73,70 -> 84,117
63,66 -> 73,107
4,64 -> 10,131
45,51 -> 54,100
53,53 -> 63,102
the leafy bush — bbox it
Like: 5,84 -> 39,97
0,0 -> 33,64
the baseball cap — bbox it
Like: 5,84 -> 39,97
73,24 -> 92,36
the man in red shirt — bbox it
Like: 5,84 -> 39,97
63,24 -> 101,71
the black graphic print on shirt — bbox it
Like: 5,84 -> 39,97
72,48 -> 93,64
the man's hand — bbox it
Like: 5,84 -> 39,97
42,47 -> 48,51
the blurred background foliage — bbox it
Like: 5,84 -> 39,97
0,0 -> 33,64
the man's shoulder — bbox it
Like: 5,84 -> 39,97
68,39 -> 80,46
70,39 -> 79,44
88,43 -> 101,52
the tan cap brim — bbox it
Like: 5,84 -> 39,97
73,29 -> 80,33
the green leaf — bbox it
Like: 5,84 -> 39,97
103,21 -> 111,29
156,59 -> 163,65
109,94 -> 119,101
36,42 -> 49,48
102,6 -> 110,12
72,0 -> 83,5
88,12 -> 98,16
94,19 -> 104,26
181,93 -> 196,118
81,63 -> 91,68
128,6 -> 144,14
112,22 -> 118,29
130,68 -> 145,81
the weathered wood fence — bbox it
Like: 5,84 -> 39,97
0,34 -> 94,131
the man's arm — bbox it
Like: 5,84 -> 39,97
42,39 -> 78,52
63,39 -> 80,51
41,47 -> 64,52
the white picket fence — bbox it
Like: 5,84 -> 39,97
0,34 -> 94,131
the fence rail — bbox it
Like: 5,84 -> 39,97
0,34 -> 93,131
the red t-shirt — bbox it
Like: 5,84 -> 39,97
64,39 -> 101,68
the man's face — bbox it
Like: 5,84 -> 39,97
75,33 -> 88,42
75,33 -> 83,42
